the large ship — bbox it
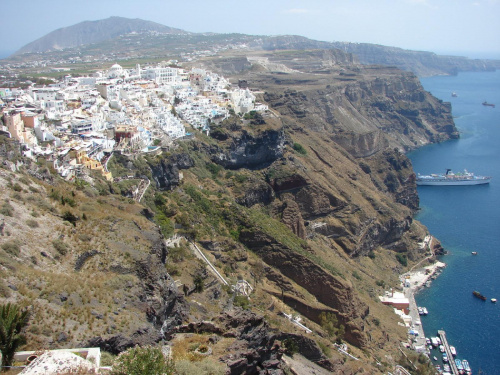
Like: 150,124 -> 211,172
416,169 -> 491,186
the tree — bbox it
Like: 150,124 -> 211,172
0,303 -> 30,371
193,274 -> 204,293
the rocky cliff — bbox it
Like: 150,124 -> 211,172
0,48 -> 456,373
329,42 -> 500,77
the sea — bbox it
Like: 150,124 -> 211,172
408,70 -> 500,375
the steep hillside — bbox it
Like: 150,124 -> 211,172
14,16 -> 189,55
0,50 -> 450,374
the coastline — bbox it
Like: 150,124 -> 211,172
402,260 -> 446,294
400,259 -> 446,352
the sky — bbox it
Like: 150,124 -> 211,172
2,0 -> 500,59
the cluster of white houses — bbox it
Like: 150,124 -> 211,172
0,63 -> 267,181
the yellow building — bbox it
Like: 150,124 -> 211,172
70,149 -> 113,181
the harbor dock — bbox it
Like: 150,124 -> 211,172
437,330 -> 459,375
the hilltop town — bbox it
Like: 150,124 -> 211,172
0,62 -> 266,182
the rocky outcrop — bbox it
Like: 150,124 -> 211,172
236,179 -> 275,207
211,128 -> 286,169
87,328 -> 162,355
239,228 -> 368,347
176,309 -> 285,374
150,153 -> 194,190
260,66 -> 458,153
279,194 -> 307,239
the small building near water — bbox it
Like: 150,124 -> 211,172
379,290 -> 410,314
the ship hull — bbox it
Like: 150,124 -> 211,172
416,178 -> 491,186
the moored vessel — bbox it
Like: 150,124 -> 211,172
473,291 -> 487,300
416,169 -> 491,186
462,359 -> 471,374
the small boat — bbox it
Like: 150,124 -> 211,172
471,251 -> 477,255
462,359 -> 471,374
442,353 -> 449,362
431,337 -> 439,347
491,298 -> 497,303
473,291 -> 487,300
482,101 -> 495,108
426,337 -> 431,345
436,337 -> 442,345
443,363 -> 451,373
422,307 -> 428,315
455,359 -> 464,372
450,346 -> 456,356
439,344 -> 445,353
433,356 -> 438,361
418,306 -> 424,315
452,92 -> 458,97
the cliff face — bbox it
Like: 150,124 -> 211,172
330,42 -> 500,77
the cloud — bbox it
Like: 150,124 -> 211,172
284,8 -> 310,14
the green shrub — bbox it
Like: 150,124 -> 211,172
26,219 -> 39,228
0,201 -> 14,216
376,280 -> 385,288
206,163 -> 223,178
293,143 -> 307,155
193,274 -> 204,293
62,211 -> 79,226
52,239 -> 70,255
110,345 -> 174,375
100,351 -> 116,366
319,312 -> 339,338
175,358 -> 226,375
1,241 -> 21,256
396,253 -> 408,267
318,341 -> 332,357
233,295 -> 250,309
283,338 -> 299,357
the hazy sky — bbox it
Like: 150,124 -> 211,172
2,0 -> 500,59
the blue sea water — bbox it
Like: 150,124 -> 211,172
408,71 -> 500,375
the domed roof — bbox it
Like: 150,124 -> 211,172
110,63 -> 123,71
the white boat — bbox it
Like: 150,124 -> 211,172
431,337 -> 439,347
416,169 -> 491,186
450,346 -> 456,356
436,337 -> 442,345
422,307 -> 428,315
492,298 -> 497,303
462,359 -> 471,374
439,344 -> 445,353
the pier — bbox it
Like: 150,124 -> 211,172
437,330 -> 459,375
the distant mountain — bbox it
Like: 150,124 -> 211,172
9,16 -> 500,77
14,16 -> 189,55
